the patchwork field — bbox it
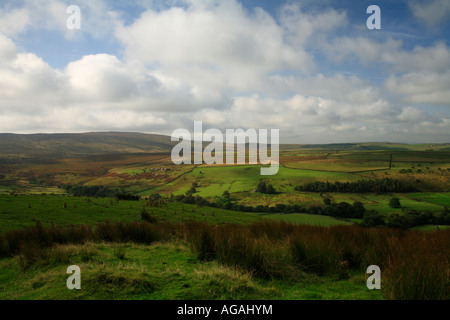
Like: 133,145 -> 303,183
1,140 -> 449,301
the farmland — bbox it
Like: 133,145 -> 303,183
0,134 -> 449,300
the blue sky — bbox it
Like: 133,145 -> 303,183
0,0 -> 449,143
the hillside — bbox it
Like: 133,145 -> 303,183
0,132 -> 176,159
1,132 -> 449,160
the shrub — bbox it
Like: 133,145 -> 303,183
352,201 -> 366,218
389,198 -> 401,208
386,213 -> 408,229
362,210 -> 385,227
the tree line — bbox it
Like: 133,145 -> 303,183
362,208 -> 450,228
171,190 -> 366,219
294,178 -> 417,193
62,184 -> 139,200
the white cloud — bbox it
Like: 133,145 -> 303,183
397,106 -> 431,122
324,37 -> 450,74
115,0 -> 314,93
0,1 -> 448,143
65,54 -> 159,104
323,36 -> 403,66
323,37 -> 450,106
384,42 -> 450,74
385,71 -> 450,105
0,36 -> 66,112
279,2 -> 348,47
0,33 -> 16,61
0,0 -> 121,40
0,6 -> 30,36
409,0 -> 450,28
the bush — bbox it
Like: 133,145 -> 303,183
256,181 -> 276,194
389,198 -> 401,208
332,202 -> 354,218
116,194 -> 140,201
352,201 -> 366,218
436,210 -> 450,225
386,213 -> 408,229
362,210 -> 385,227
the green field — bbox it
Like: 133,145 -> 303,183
407,193 -> 450,207
0,241 -> 381,300
0,195 -> 355,233
256,213 -> 352,226
330,193 -> 446,216
157,165 -> 367,198
0,195 -> 265,233
1,142 -> 449,301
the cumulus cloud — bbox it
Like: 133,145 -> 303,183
0,6 -> 30,36
385,71 -> 450,105
116,0 -> 314,91
409,0 -> 450,28
0,36 -> 66,112
0,0 -> 448,143
322,36 -> 450,106
65,54 -> 159,104
323,37 -> 403,66
324,37 -> 450,73
0,0 -> 121,40
279,2 -> 348,47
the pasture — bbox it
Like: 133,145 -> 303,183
0,143 -> 449,300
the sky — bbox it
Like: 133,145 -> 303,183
0,0 -> 449,144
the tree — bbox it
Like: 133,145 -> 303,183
256,181 -> 267,193
266,184 -> 276,194
333,202 -> 353,218
436,210 -> 450,225
352,201 -> 366,218
362,210 -> 385,227
214,191 -> 232,209
389,198 -> 401,208
386,212 -> 408,229
148,193 -> 163,207
256,181 -> 276,194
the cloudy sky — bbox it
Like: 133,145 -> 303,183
0,0 -> 449,143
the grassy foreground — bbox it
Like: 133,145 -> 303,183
0,242 -> 379,300
0,220 -> 448,300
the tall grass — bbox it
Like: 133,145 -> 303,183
381,231 -> 450,300
0,220 -> 167,258
1,220 -> 448,299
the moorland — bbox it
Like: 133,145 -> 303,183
0,132 -> 449,300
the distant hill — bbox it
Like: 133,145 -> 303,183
281,142 -> 450,151
0,132 -> 448,159
0,132 -> 176,159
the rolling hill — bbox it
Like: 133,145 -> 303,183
1,132 -> 449,160
0,132 -> 176,159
